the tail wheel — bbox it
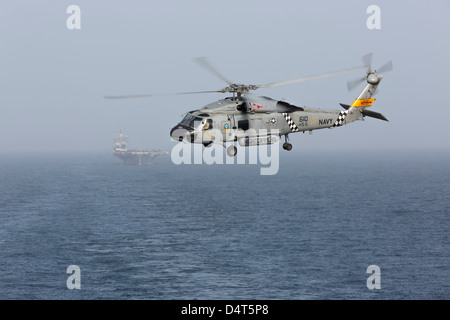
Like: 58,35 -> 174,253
226,145 -> 237,157
283,142 -> 293,151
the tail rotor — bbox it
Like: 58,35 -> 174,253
347,53 -> 392,91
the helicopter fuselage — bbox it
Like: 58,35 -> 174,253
169,96 -> 362,148
105,54 -> 390,156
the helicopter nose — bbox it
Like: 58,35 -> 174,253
170,125 -> 185,141
170,124 -> 194,142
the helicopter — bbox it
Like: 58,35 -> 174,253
104,54 -> 392,157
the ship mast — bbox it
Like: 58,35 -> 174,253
114,128 -> 128,152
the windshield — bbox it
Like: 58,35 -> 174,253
180,114 -> 202,128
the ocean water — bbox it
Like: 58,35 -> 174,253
0,150 -> 449,300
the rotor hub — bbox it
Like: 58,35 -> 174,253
367,73 -> 381,85
220,84 -> 259,99
221,84 -> 258,94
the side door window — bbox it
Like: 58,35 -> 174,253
238,119 -> 249,131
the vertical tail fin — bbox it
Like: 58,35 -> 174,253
333,72 -> 384,127
335,55 -> 392,125
350,72 -> 382,108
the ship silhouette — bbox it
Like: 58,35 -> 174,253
113,129 -> 168,165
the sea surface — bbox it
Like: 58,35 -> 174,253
0,150 -> 449,300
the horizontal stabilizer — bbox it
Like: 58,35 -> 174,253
339,103 -> 387,121
361,109 -> 388,121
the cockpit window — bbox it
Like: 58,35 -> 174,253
180,114 -> 202,128
180,113 -> 194,126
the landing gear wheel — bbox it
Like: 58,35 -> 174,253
227,145 -> 237,157
283,142 -> 293,151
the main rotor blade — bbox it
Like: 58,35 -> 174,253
193,57 -> 234,85
256,66 -> 365,89
377,60 -> 393,74
347,77 -> 366,91
362,53 -> 373,70
103,90 -> 222,99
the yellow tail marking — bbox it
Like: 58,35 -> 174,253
351,98 -> 376,107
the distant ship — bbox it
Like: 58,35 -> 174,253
113,129 -> 168,165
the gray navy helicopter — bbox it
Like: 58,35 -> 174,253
105,54 -> 392,157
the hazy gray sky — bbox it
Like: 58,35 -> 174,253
0,0 -> 449,153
